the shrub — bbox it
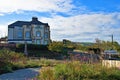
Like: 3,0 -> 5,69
16,44 -> 48,51
0,61 -> 13,74
0,49 -> 26,74
0,48 -> 25,63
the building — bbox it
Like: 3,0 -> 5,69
102,50 -> 119,59
8,17 -> 50,45
0,37 -> 7,43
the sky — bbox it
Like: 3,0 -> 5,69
0,0 -> 120,43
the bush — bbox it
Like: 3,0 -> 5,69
0,49 -> 26,74
16,44 -> 48,51
0,61 -> 13,74
0,48 -> 25,63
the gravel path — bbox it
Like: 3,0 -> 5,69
0,68 -> 40,80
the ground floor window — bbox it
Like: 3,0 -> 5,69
44,41 -> 48,45
36,40 -> 41,44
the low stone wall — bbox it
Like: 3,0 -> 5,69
102,60 -> 120,68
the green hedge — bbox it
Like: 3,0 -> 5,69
16,44 -> 48,52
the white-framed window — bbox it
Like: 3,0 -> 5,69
25,31 -> 30,38
36,31 -> 41,37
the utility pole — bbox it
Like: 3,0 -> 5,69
111,34 -> 113,50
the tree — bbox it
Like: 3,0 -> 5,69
48,41 -> 64,53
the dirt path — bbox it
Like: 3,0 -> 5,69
0,68 -> 40,80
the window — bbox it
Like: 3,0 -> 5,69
36,40 -> 41,44
35,26 -> 39,29
36,31 -> 41,37
45,33 -> 48,39
44,41 -> 48,45
25,31 -> 30,38
18,30 -> 22,38
26,26 -> 30,29
35,25 -> 42,29
17,27 -> 22,30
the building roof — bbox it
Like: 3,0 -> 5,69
8,17 -> 49,28
104,50 -> 119,55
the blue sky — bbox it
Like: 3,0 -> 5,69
0,0 -> 120,43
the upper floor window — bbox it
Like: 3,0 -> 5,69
35,25 -> 43,29
25,31 -> 30,38
18,30 -> 22,38
45,33 -> 48,39
35,26 -> 40,29
26,26 -> 30,29
45,27 -> 49,32
36,31 -> 41,37
16,27 -> 22,30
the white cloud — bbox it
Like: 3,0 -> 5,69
40,13 -> 120,43
0,0 -> 74,14
0,12 -> 120,43
0,25 -> 8,37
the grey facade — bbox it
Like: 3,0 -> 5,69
8,17 -> 50,45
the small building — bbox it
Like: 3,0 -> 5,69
103,50 -> 119,59
0,37 -> 7,43
8,17 -> 50,45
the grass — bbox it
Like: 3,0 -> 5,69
0,49 -> 62,74
1,49 -> 120,80
38,61 -> 120,80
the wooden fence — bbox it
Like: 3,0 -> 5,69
102,60 -> 120,68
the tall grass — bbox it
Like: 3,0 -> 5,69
0,49 -> 26,74
39,61 -> 120,80
0,49 -> 62,75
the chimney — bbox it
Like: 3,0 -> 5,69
32,17 -> 38,21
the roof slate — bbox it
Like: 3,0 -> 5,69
8,18 -> 49,28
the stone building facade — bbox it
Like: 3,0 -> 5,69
8,17 -> 50,45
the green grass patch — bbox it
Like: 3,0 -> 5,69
39,61 -> 120,80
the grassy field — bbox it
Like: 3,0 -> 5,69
1,49 -> 120,80
38,61 -> 120,80
0,49 -> 62,74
